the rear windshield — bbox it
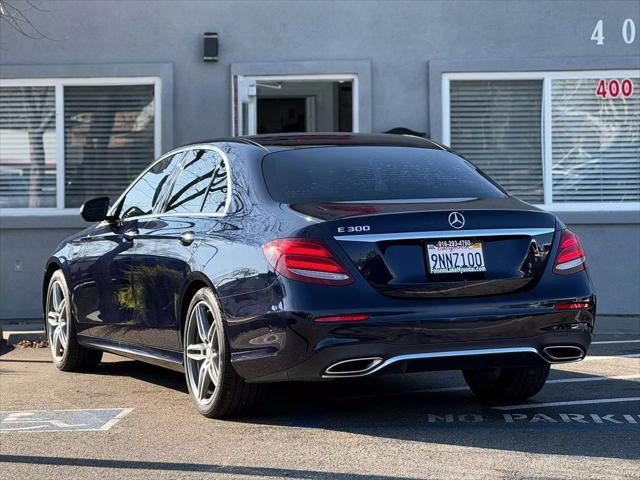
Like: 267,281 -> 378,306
262,146 -> 506,203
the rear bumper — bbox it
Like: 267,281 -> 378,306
229,305 -> 594,383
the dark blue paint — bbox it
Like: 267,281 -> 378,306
44,134 -> 595,384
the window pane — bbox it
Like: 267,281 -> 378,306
202,154 -> 228,213
263,147 -> 505,203
64,84 -> 155,208
119,153 -> 181,219
449,80 -> 544,203
552,77 -> 640,203
165,150 -> 222,213
0,86 -> 57,208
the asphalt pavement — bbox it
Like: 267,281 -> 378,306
1,316 -> 638,479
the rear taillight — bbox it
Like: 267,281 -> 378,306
553,229 -> 586,275
262,238 -> 354,285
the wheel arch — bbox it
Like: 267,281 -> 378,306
178,272 -> 218,347
42,258 -> 65,325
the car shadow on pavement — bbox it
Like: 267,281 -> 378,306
0,342 -> 12,357
87,357 -> 639,462
242,371 -> 640,462
0,454 -> 424,480
97,359 -> 189,393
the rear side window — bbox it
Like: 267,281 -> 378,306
262,147 -> 506,203
164,149 -> 229,214
201,157 -> 229,213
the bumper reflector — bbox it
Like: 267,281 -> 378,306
553,302 -> 591,310
314,314 -> 369,323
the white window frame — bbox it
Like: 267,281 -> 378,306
0,76 -> 162,214
442,69 -> 640,212
231,73 -> 359,136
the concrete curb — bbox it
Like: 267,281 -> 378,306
1,320 -> 45,344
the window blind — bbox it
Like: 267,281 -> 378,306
551,77 -> 640,203
449,80 -> 544,204
64,84 -> 155,208
0,86 -> 57,208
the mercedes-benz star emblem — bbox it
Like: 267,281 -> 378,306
448,211 -> 465,229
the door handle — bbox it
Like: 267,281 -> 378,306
123,229 -> 138,241
179,231 -> 196,246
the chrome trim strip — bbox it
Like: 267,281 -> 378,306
334,227 -> 555,242
322,347 -> 547,379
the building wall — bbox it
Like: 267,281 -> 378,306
1,0 -> 639,318
0,218 -> 86,320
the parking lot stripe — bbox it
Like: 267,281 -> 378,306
546,374 -> 640,384
99,408 -> 133,431
592,339 -> 640,345
338,374 -> 639,400
425,374 -> 640,392
494,397 -> 640,410
583,353 -> 640,360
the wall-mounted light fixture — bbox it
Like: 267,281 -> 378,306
203,32 -> 218,62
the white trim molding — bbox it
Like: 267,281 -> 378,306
230,59 -> 373,135
231,73 -> 359,136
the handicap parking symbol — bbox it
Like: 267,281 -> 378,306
0,408 -> 132,432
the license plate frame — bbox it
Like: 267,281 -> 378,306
426,239 -> 487,275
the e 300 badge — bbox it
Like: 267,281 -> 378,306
337,225 -> 371,234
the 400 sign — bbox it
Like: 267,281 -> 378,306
595,78 -> 634,99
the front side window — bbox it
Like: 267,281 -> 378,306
0,79 -> 159,210
118,153 -> 182,219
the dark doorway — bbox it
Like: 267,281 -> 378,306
254,80 -> 353,134
257,98 -> 306,134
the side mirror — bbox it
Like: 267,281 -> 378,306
80,197 -> 111,222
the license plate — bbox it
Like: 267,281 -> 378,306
426,239 -> 486,274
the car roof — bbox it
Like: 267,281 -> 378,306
197,132 -> 447,153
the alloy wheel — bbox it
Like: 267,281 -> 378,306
185,301 -> 222,406
46,280 -> 69,362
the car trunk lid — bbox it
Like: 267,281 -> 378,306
291,198 -> 557,298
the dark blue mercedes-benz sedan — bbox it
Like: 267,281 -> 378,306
43,133 -> 595,418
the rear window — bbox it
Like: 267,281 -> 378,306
262,147 -> 506,203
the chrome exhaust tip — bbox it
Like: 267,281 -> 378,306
543,345 -> 585,362
323,357 -> 384,377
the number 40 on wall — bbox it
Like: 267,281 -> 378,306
591,18 -> 636,45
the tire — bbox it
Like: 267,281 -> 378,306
45,270 -> 102,372
463,364 -> 550,403
183,287 -> 264,418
